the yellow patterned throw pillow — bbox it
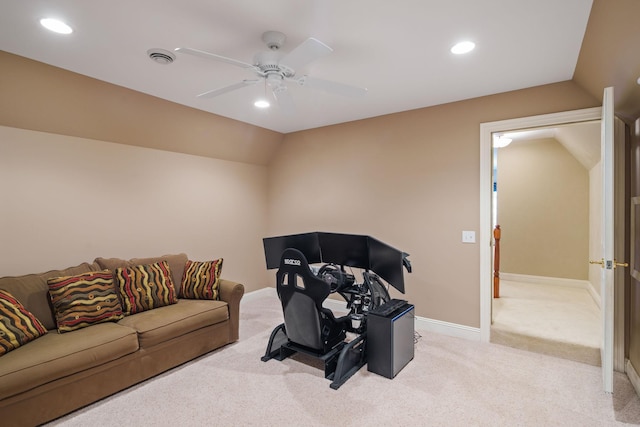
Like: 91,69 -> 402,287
181,259 -> 223,300
47,270 -> 124,333
0,289 -> 48,355
115,261 -> 178,314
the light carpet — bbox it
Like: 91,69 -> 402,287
47,288 -> 640,426
491,280 -> 601,366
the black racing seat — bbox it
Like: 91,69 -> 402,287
276,248 -> 349,354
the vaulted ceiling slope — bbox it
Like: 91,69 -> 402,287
2,0 -> 617,134
573,0 -> 640,122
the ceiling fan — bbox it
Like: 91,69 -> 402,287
175,31 -> 367,113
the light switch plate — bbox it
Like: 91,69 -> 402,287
462,230 -> 476,243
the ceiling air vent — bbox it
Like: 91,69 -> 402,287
147,48 -> 175,64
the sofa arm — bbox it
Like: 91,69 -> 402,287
219,279 -> 245,343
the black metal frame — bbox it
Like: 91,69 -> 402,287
261,323 -> 367,390
260,233 -> 412,389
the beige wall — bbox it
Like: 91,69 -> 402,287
268,83 -> 598,327
573,0 -> 640,121
0,47 -> 601,329
496,138 -> 589,280
0,51 -> 283,166
0,126 -> 269,290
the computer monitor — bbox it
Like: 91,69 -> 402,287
368,237 -> 405,294
317,232 -> 369,269
263,232 -> 408,293
263,232 -> 322,269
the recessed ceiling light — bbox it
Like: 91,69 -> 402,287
451,41 -> 475,55
40,18 -> 73,34
254,99 -> 270,109
493,135 -> 512,148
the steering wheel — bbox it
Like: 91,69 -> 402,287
318,263 -> 347,292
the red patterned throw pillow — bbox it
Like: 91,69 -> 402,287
181,259 -> 223,300
47,270 -> 124,333
115,261 -> 178,315
0,290 -> 47,355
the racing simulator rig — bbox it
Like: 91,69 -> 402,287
260,232 -> 413,389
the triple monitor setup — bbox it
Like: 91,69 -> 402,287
260,232 -> 414,389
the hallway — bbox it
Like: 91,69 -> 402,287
491,279 -> 601,366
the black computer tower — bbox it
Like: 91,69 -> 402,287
367,303 -> 414,378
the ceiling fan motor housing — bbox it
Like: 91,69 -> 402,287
253,51 -> 295,79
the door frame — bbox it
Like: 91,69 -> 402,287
479,107 -> 603,340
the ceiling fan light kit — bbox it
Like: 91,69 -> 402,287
175,31 -> 367,113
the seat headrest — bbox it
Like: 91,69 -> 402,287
278,248 -> 311,272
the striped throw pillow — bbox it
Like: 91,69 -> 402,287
0,290 -> 47,356
47,270 -> 124,333
181,259 -> 223,300
116,261 -> 177,315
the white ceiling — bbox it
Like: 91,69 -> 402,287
0,0 -> 594,134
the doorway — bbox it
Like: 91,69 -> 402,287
490,122 -> 602,365
480,105 -> 627,376
479,107 -> 603,343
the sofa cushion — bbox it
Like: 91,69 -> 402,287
0,290 -> 48,356
181,258 -> 223,300
115,261 -> 178,315
0,322 -> 138,401
117,299 -> 228,348
47,270 -> 124,333
0,262 -> 102,330
95,253 -> 188,297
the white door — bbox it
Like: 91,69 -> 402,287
599,86 -> 615,393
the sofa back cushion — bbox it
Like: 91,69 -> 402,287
0,262 -> 102,330
95,253 -> 187,297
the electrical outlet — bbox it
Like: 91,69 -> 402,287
462,230 -> 476,243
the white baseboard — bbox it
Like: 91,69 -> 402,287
250,287 -> 481,342
500,273 -> 601,308
241,287 -> 275,304
322,297 -> 481,342
587,282 -> 601,308
414,316 -> 481,341
626,359 -> 640,398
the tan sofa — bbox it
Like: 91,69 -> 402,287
0,253 -> 244,427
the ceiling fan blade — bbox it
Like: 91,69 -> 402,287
273,87 -> 295,115
175,47 -> 258,71
295,76 -> 368,98
197,79 -> 260,98
279,38 -> 332,71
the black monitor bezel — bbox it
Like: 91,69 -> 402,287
262,232 -> 407,294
